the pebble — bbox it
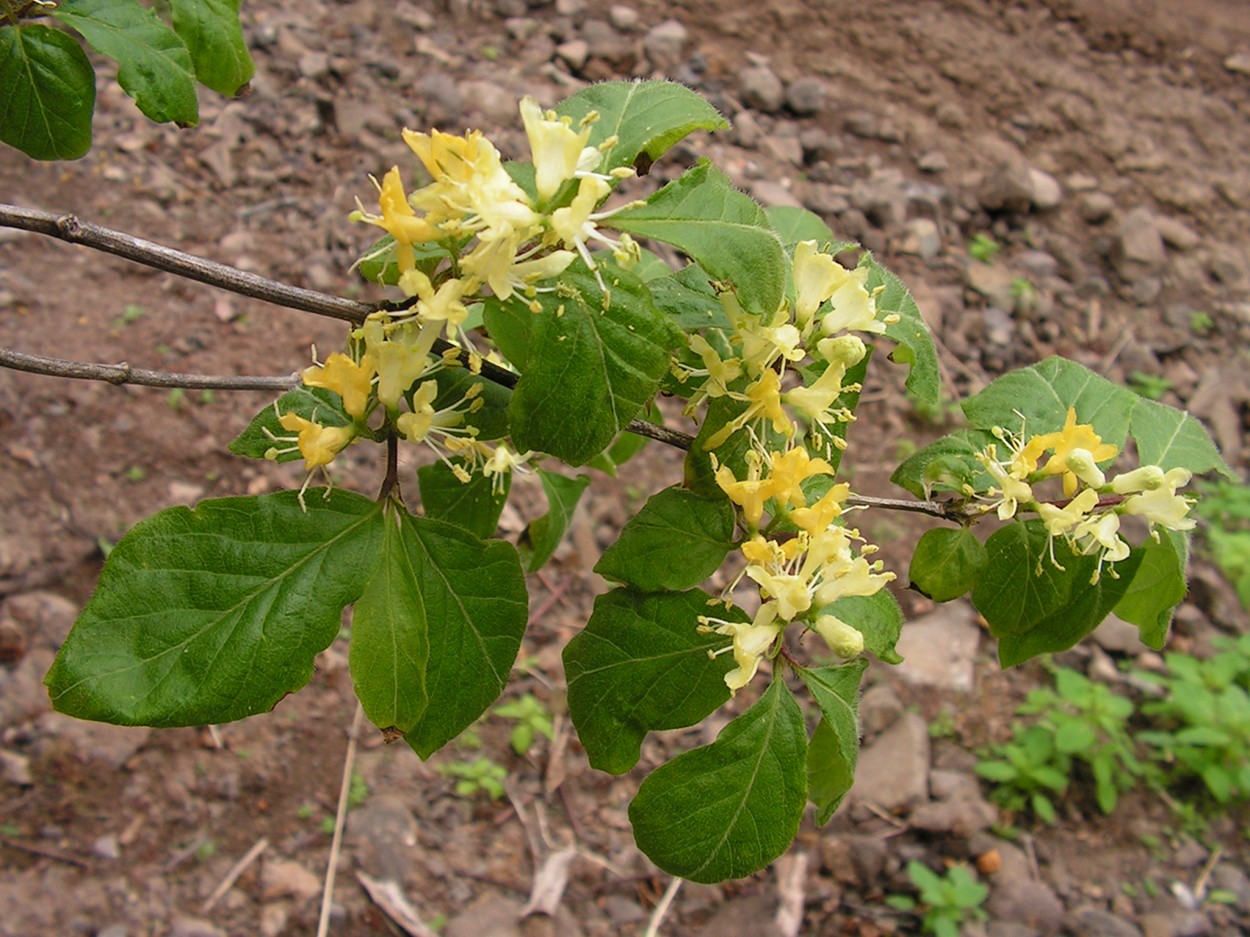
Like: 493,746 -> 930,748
92,833 -> 121,860
750,181 -> 802,209
897,217 -> 943,261
346,795 -> 419,884
608,5 -> 639,31
966,261 -> 1018,313
1112,206 -> 1167,275
738,65 -> 785,114
849,711 -> 930,813
1064,907 -> 1144,937
858,683 -> 903,737
1223,52 -> 1250,75
1153,216 -> 1200,251
909,790 -> 997,836
170,917 -> 227,937
986,879 -> 1065,935
261,858 -> 322,903
0,750 -> 33,786
643,19 -> 688,71
1139,910 -> 1212,937
916,150 -> 949,173
1090,615 -> 1146,654
785,76 -> 826,115
1079,191 -> 1116,224
556,39 -> 590,70
1028,168 -> 1063,210
979,161 -> 1035,213
893,601 -> 980,692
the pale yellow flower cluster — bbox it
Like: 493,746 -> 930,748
682,240 -> 893,455
700,447 -> 893,694
270,97 -> 642,496
975,407 -> 1196,581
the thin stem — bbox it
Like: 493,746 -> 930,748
0,203 -> 689,449
317,703 -> 364,937
0,204 -> 373,325
643,876 -> 684,937
379,431 -> 400,502
0,347 -> 299,392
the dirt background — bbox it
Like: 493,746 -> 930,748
3,0 -> 1250,935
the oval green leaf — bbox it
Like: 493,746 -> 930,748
0,24 -> 96,161
629,678 -> 808,883
169,0 -> 254,96
564,588 -> 736,774
45,491 -> 382,726
908,527 -> 988,603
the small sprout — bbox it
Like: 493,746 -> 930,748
195,840 -> 218,862
494,693 -> 554,756
967,233 -> 1001,264
167,387 -> 187,410
120,303 -> 145,325
124,466 -> 146,483
1127,370 -> 1173,401
438,757 -> 508,799
347,770 -> 369,809
1189,310 -> 1215,334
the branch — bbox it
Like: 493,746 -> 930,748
0,204 -> 373,325
846,492 -> 970,521
0,203 -> 688,448
0,348 -> 299,392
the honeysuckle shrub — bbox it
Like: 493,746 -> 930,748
23,79 -> 1233,884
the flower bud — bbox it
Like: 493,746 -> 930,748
814,615 -> 865,658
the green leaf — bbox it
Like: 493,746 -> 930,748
229,387 -> 351,462
45,491 -> 382,726
554,79 -> 729,175
1113,528 -> 1188,648
519,470 -> 590,572
972,521 -> 1144,666
648,265 -> 733,332
595,486 -> 736,592
54,0 -> 198,126
563,588 -> 736,774
629,679 -> 808,883
506,260 -> 681,465
588,425 -> 650,477
387,513 -> 528,757
611,160 -> 788,317
962,356 -> 1138,450
822,590 -> 904,664
891,429 -> 995,500
169,0 -> 253,96
863,255 -> 940,405
909,528 -> 987,602
0,24 -> 96,160
417,461 -> 509,539
765,205 -> 850,252
482,293 -> 535,371
1129,396 -> 1235,479
350,505 -> 429,735
798,659 -> 868,823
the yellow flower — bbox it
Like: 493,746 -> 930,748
699,604 -> 781,695
784,335 -> 866,435
1037,488 -> 1099,538
790,483 -> 850,537
976,444 -> 1035,520
1121,468 -> 1195,531
520,96 -> 594,202
356,167 -> 438,247
1021,408 -> 1119,497
765,446 -> 835,511
462,231 -> 575,301
814,614 -> 865,658
301,352 -> 375,420
792,240 -> 845,330
820,264 -> 884,335
703,370 -> 793,450
362,318 -> 439,411
714,453 -> 770,529
395,381 -> 466,444
276,412 -> 354,470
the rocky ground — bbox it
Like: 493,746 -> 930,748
2,0 -> 1250,935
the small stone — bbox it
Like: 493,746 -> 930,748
1210,864 -> 1250,913
554,0 -> 586,14
0,750 -> 32,787
894,601 -> 980,692
731,110 -> 763,149
298,51 -> 330,80
347,795 -> 419,884
979,161 -> 1035,214
916,150 -> 949,173
556,39 -> 589,69
785,77 -> 826,116
909,794 -> 997,836
608,4 -> 639,30
97,926 -> 129,937
445,892 -> 523,937
494,0 -> 527,15
643,19 -> 688,71
1028,168 -> 1063,210
1113,207 -> 1167,276
1090,615 -> 1146,654
986,880 -> 1064,935
170,917 -> 227,937
92,834 -> 121,860
259,902 -> 291,937
858,684 -> 903,737
750,181 -> 802,209
850,711 -> 930,813
1079,192 -> 1115,224
261,858 -> 321,903
37,713 -> 151,768
1224,52 -> 1250,75
1154,216 -> 1200,251
1140,910 -> 1212,937
739,65 -> 786,114
693,893 -> 781,937
897,217 -> 942,261
1064,907 -> 1143,937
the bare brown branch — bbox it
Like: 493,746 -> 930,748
0,348 -> 299,392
